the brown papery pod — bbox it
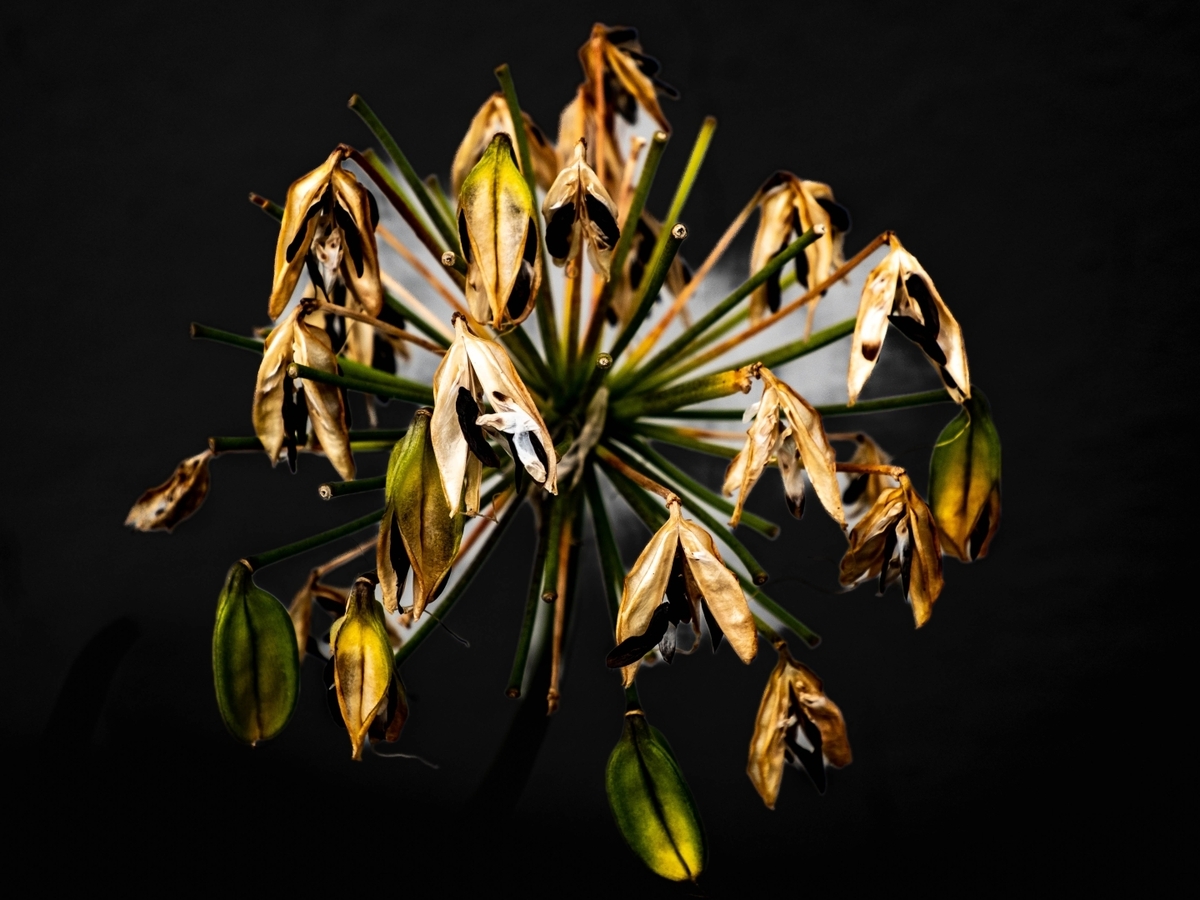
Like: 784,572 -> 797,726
451,93 -> 559,195
124,450 -> 213,532
251,306 -> 302,467
613,503 -> 680,687
542,139 -> 621,279
293,313 -> 355,481
268,146 -> 382,319
429,336 -> 478,516
330,576 -> 395,760
900,476 -> 944,628
838,485 -> 907,589
840,433 -> 896,521
675,514 -> 756,665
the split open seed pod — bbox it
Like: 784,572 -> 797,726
543,139 -> 621,279
929,390 -> 1001,561
125,450 -> 213,532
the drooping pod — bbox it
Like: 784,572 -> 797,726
929,390 -> 1001,560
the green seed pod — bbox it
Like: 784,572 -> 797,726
606,711 -> 707,882
929,389 -> 1002,561
212,560 -> 300,745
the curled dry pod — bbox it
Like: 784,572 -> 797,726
212,561 -> 300,745
929,390 -> 1001,561
378,409 -> 463,618
124,450 -> 212,532
606,712 -> 706,883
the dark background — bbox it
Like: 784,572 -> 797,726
2,0 -> 1191,892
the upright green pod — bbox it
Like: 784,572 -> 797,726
929,389 -> 1002,561
213,560 -> 300,744
606,711 -> 707,882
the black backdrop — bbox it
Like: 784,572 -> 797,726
2,1 -> 1191,892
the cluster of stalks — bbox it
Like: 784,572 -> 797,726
127,24 -> 1001,884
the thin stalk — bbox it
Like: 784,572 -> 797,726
208,431 -> 404,454
249,192 -> 284,221
837,462 -> 908,478
501,326 -> 553,396
607,224 -> 688,364
594,446 -> 678,504
599,465 -> 669,532
318,475 -> 386,499
563,261 -> 582,373
546,513 -> 573,714
660,232 -> 889,381
588,37 -> 608,186
382,268 -> 465,327
584,467 -> 625,625
726,316 -> 855,373
626,421 -> 739,459
620,435 -> 780,539
348,96 -> 460,251
737,573 -> 821,647
287,362 -> 434,404
377,224 -> 469,320
244,508 -> 384,571
506,504 -> 556,698
315,302 -> 445,355
382,287 -> 454,347
637,308 -> 751,394
622,227 -> 822,389
752,614 -> 784,648
424,173 -> 455,225
818,389 -> 952,416
602,441 -> 769,584
653,408 -> 745,420
394,496 -> 519,667
347,146 -> 455,275
191,322 -> 262,354
611,366 -> 754,420
624,188 -> 760,368
579,131 -> 669,367
494,64 -> 560,380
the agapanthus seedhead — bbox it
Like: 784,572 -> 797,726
606,712 -> 706,882
929,391 -> 1001,561
609,500 -> 756,686
212,561 -> 300,745
747,645 -> 851,808
543,139 -> 621,279
451,93 -> 558,196
458,133 -> 542,330
329,575 -> 407,760
125,450 -> 212,532
748,172 -> 850,324
848,236 -> 970,405
580,24 -> 676,134
378,409 -> 464,619
268,146 -> 382,320
839,475 -> 944,627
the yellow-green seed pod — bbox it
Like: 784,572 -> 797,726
606,712 -> 706,882
929,389 -> 1002,561
212,560 -> 300,745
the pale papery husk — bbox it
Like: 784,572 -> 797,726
124,450 -> 213,532
251,306 -> 302,466
723,385 -> 781,527
676,516 -> 756,665
293,314 -> 355,481
451,93 -> 558,196
838,485 -> 907,587
430,337 -> 477,516
615,504 -> 681,687
542,140 -> 621,279
900,478 -> 944,628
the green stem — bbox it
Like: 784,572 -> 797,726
737,574 -> 821,647
348,96 -> 460,252
579,131 -> 669,371
620,228 -> 821,390
627,422 -> 739,460
506,504 -> 556,698
500,326 -> 552,397
752,614 -> 784,646
611,368 -> 752,420
318,475 -> 386,499
424,173 -> 455,225
609,117 -> 715,367
287,362 -> 434,404
602,442 -> 769,585
394,499 -> 520,667
598,464 -> 669,532
249,193 -> 284,221
244,508 -> 384,571
583,467 -> 625,626
819,389 -> 952,416
191,322 -> 262,354
726,316 -> 856,373
384,291 -> 453,349
619,435 -> 779,539
208,433 -> 403,454
635,308 -> 751,395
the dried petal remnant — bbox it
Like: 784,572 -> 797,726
125,450 -> 213,532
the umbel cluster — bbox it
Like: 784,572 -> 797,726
127,24 -> 1001,883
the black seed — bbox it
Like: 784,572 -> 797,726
626,49 -> 660,76
968,504 -> 992,561
523,219 -> 538,263
653,77 -> 681,100
879,524 -> 898,596
335,205 -> 365,277
702,599 -> 726,653
586,194 -> 621,249
304,251 -> 327,297
904,274 -> 941,344
389,515 -> 411,592
606,603 -> 672,667
899,531 -> 914,601
842,473 -> 869,505
458,211 -> 472,265
604,26 -> 639,44
456,387 -> 501,468
761,171 -> 790,193
665,546 -> 691,624
529,430 -> 551,476
766,271 -> 781,314
507,260 -> 533,321
366,189 -> 380,230
815,197 -> 852,234
545,201 -> 575,261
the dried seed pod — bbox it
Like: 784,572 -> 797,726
606,712 -> 706,882
378,409 -> 463,619
212,561 -> 300,745
929,391 -> 1002,561
451,93 -> 558,196
542,139 -> 621,279
330,575 -> 401,760
457,133 -> 542,330
124,450 -> 212,532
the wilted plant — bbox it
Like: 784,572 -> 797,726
129,23 -> 1001,883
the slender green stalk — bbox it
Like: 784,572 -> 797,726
726,316 -> 856,373
611,368 -> 752,420
620,435 -> 779,539
384,291 -> 453,348
752,614 -> 784,646
424,174 -> 455,226
244,508 -> 384,571
506,505 -> 556,698
287,362 -> 434,404
619,228 -> 820,391
348,96 -> 460,252
500,327 -> 552,396
579,131 -> 669,369
737,574 -> 821,647
584,468 -> 625,625
318,475 -> 386,499
249,193 -> 284,221
654,408 -> 745,421
635,308 -> 751,394
599,464 -> 669,532
208,432 -> 403,454
602,441 -> 769,585
609,117 -> 715,368
817,388 -> 953,416
394,499 -> 520,667
191,322 -> 263,354
625,422 -> 739,459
